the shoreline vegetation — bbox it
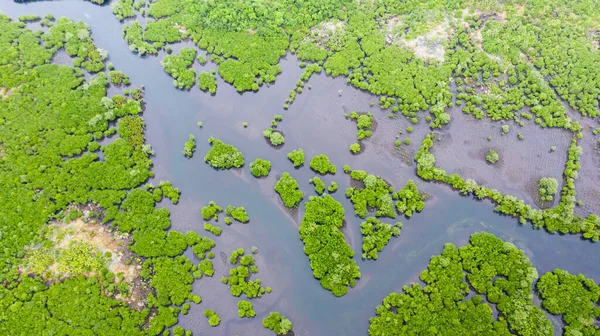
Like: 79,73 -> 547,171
2,0 -> 600,334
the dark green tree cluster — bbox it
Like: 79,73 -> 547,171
0,276 -> 149,335
158,180 -> 181,204
108,70 -> 131,86
309,176 -> 326,195
203,223 -> 222,236
538,177 -> 558,202
198,69 -> 217,94
113,0 -> 136,21
415,133 -> 600,240
299,195 -> 361,296
118,0 -> 349,92
263,312 -> 293,335
186,231 -> 216,260
0,14 -> 210,335
349,111 -> 373,140
250,158 -> 271,178
43,17 -> 108,73
182,134 -> 196,158
309,154 -> 336,175
204,309 -> 221,327
237,300 -> 256,318
486,150 -> 499,164
538,269 -> 600,335
369,232 -> 552,336
161,47 -> 197,90
201,201 -> 223,220
204,137 -> 245,169
360,218 -> 401,260
395,180 -> 426,218
225,205 -> 249,223
274,173 -> 304,208
287,148 -> 305,167
345,170 -> 396,219
263,128 -> 285,146
223,249 -> 268,299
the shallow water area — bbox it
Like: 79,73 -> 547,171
2,2 -> 600,335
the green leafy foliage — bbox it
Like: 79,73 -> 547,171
113,0 -> 136,21
287,148 -> 305,167
237,300 -> 256,318
199,259 -> 215,276
198,70 -> 217,93
310,176 -> 326,195
360,218 -> 401,260
205,137 -> 245,169
395,180 -> 426,217
203,223 -> 222,236
346,170 -> 396,219
299,195 -> 360,296
0,276 -> 149,335
186,231 -> 215,260
141,256 -> 196,306
538,178 -> 559,202
108,71 -> 130,85
161,48 -> 196,89
250,158 -> 271,177
225,205 -> 249,223
538,270 -> 600,335
204,309 -> 221,327
369,232 -> 552,336
274,173 -> 304,208
263,312 -> 293,335
224,250 -> 268,299
350,143 -> 361,153
486,150 -> 499,164
310,155 -> 336,175
201,201 -> 223,220
350,111 -> 373,140
328,181 -> 338,193
182,134 -> 196,158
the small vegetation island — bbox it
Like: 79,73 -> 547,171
2,0 -> 600,334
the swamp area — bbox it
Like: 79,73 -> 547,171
1,0 -> 600,335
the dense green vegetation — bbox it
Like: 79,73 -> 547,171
223,249 -> 268,299
263,312 -> 293,335
263,128 -> 285,146
108,70 -> 130,86
309,176 -> 326,195
204,309 -> 221,327
237,300 -> 256,318
201,201 -> 222,220
310,155 -> 336,175
198,69 -> 217,94
486,150 -> 499,164
250,158 -> 271,178
299,195 -> 360,296
538,178 -> 559,202
274,173 -> 303,208
395,180 -> 426,218
287,148 -> 305,167
204,137 -> 245,169
360,218 -> 401,260
538,270 -> 600,335
345,170 -> 396,219
225,205 -> 250,223
161,48 -> 196,90
415,134 -> 600,240
182,134 -> 196,158
369,232 -> 552,335
349,111 -> 373,140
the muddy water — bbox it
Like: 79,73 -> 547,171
2,2 -> 600,336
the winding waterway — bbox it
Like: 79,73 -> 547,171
2,2 -> 599,335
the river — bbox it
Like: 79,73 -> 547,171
1,1 -> 599,335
